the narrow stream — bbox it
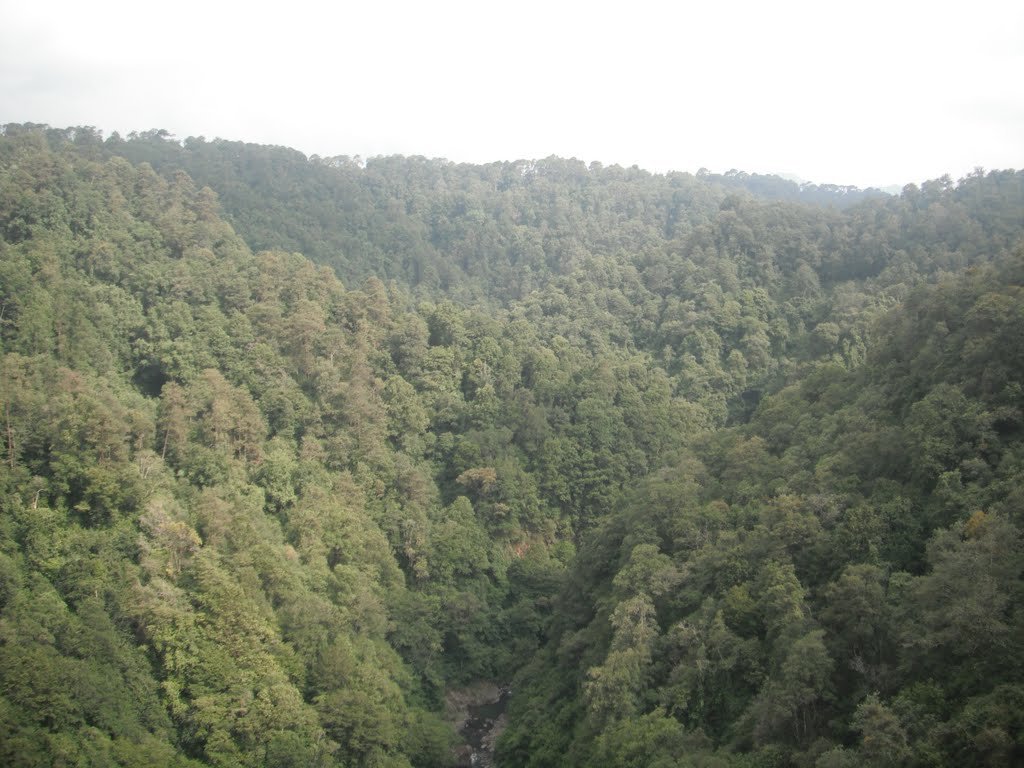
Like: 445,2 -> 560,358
457,685 -> 511,767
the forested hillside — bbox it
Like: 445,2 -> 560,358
0,124 -> 1021,767
499,258 -> 1024,767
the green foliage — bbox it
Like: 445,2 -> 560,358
2,123 -> 1023,767
500,258 -> 1024,766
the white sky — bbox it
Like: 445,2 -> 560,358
1,0 -> 1021,188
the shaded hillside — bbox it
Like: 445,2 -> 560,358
499,257 -> 1024,767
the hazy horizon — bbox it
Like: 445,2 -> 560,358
2,0 -> 1021,190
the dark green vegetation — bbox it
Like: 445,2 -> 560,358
0,123 -> 1021,767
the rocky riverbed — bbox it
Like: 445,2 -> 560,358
446,681 -> 511,767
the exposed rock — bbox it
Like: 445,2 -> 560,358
446,681 -> 511,767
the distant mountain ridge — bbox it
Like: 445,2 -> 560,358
698,167 -> 890,207
13,127 -> 895,296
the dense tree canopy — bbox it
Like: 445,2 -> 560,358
1,123 -> 1022,766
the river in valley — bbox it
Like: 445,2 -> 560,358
449,682 -> 511,767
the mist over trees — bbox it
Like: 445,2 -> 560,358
1,123 -> 1022,767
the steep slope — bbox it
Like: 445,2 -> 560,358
498,256 -> 1024,767
0,123 -> 1021,767
0,125 -> 705,767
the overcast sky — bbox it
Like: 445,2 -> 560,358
1,0 -> 1021,188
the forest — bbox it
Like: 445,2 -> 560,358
0,123 -> 1022,767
